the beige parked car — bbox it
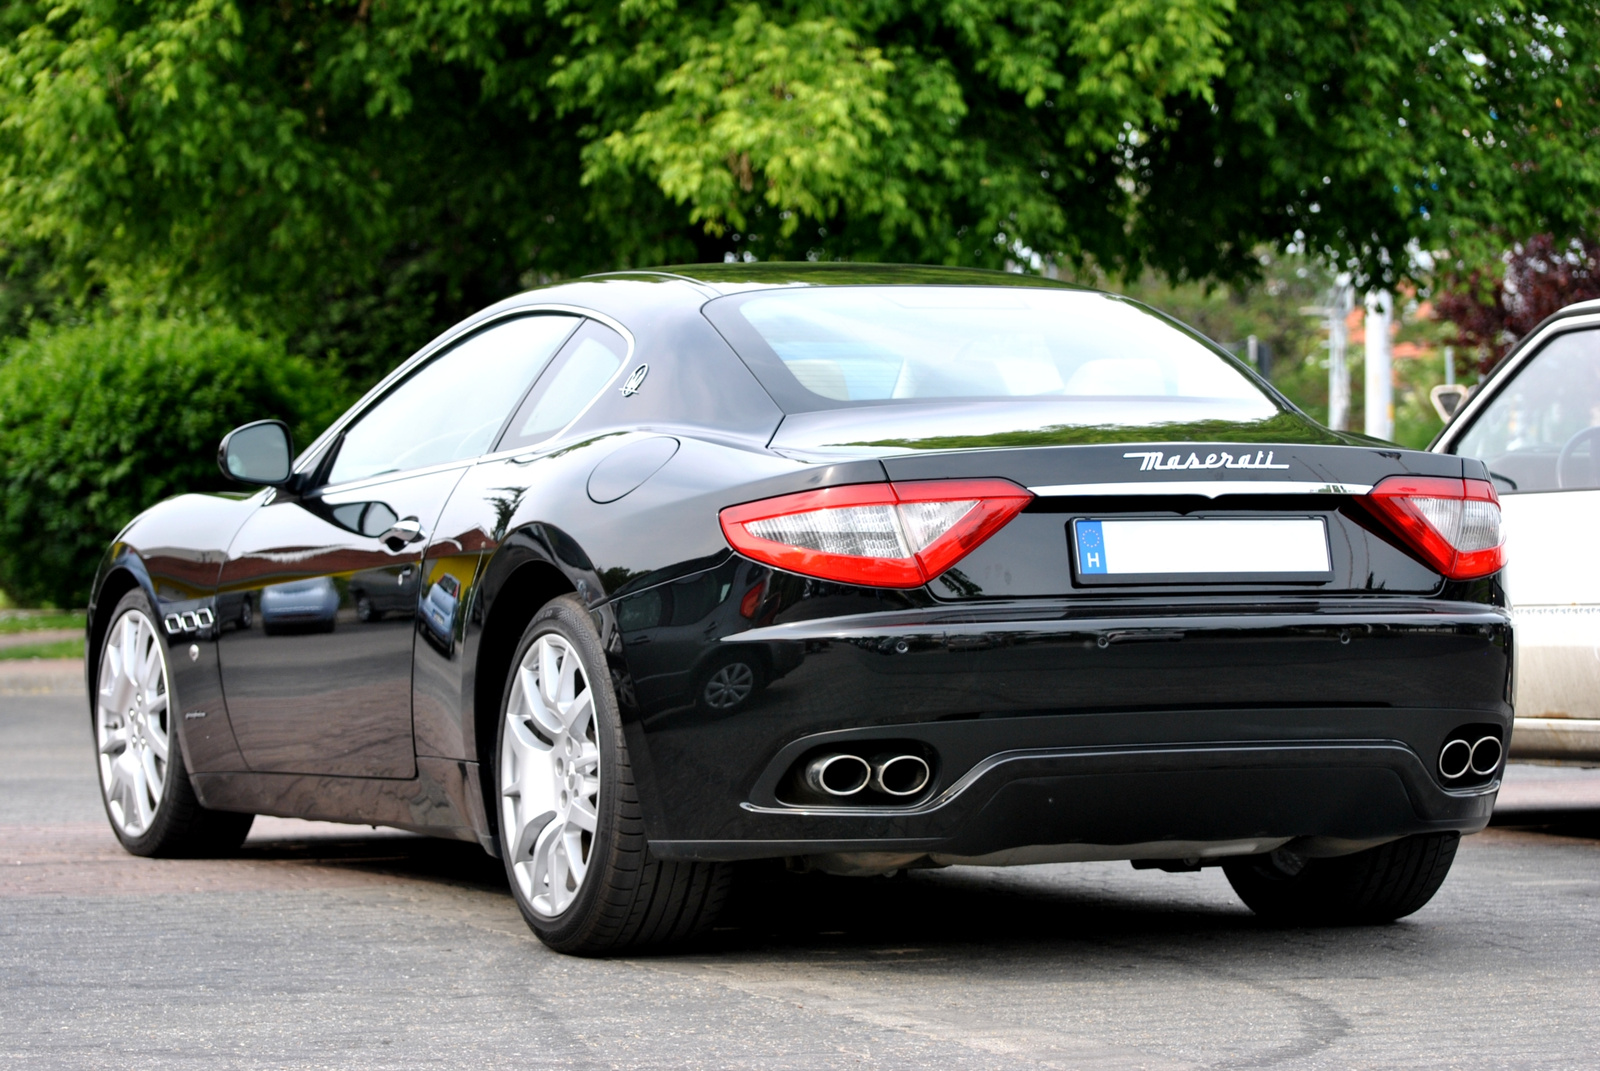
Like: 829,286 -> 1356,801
1434,298 -> 1600,761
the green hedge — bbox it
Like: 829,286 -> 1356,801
0,317 -> 346,607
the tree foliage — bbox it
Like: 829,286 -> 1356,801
1435,234 -> 1600,368
0,316 -> 342,606
1,1 -> 1597,378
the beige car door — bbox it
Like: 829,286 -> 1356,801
1448,325 -> 1600,759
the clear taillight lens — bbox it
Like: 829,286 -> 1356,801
1363,476 -> 1505,580
720,480 -> 1033,588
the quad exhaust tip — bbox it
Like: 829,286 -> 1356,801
806,753 -> 872,797
1439,733 -> 1503,780
870,753 -> 931,797
1438,738 -> 1472,780
803,752 -> 932,798
1469,735 -> 1502,777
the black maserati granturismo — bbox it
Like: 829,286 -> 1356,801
86,264 -> 1511,953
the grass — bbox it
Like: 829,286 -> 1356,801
0,610 -> 86,634
0,637 -> 84,660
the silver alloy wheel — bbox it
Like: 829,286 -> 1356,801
95,609 -> 171,837
703,661 -> 755,709
500,633 -> 601,918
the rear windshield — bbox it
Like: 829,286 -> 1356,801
703,286 -> 1277,417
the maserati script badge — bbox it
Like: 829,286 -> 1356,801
1124,449 -> 1291,472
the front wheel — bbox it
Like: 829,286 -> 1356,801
94,589 -> 255,857
1223,832 -> 1460,925
496,595 -> 732,955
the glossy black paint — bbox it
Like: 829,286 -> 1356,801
86,264 -> 1513,866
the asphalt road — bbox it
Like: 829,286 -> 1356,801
5,670 -> 1600,1070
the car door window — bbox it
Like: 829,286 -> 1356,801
497,320 -> 629,451
327,314 -> 580,485
1456,329 -> 1600,493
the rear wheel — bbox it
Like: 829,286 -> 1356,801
94,590 -> 254,857
1223,832 -> 1460,925
496,595 -> 732,954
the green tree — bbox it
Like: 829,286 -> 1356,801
1,1 -> 1596,378
0,316 -> 343,607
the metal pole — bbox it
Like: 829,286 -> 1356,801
1364,289 -> 1393,440
1327,278 -> 1352,431
1444,344 -> 1455,386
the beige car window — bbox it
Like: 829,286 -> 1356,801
1457,329 -> 1600,493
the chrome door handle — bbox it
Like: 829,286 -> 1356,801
380,517 -> 426,551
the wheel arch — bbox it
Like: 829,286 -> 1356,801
471,543 -> 586,847
86,553 -> 155,706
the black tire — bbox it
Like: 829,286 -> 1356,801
355,594 -> 378,623
238,598 -> 252,630
93,589 -> 255,858
1223,832 -> 1460,925
496,595 -> 732,955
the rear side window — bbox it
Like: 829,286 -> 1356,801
702,287 -> 1276,417
497,320 -> 629,450
327,314 -> 579,485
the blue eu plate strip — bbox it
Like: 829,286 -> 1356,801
1075,520 -> 1107,574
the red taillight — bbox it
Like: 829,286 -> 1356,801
1363,475 -> 1505,580
719,479 -> 1034,588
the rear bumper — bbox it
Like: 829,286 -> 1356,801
622,599 -> 1512,861
651,732 -> 1498,862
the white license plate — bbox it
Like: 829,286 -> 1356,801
1073,518 -> 1331,583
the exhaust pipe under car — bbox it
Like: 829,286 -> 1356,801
1438,737 -> 1472,780
870,753 -> 931,797
805,753 -> 871,797
1469,735 -> 1503,777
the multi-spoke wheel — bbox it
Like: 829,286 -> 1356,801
501,631 -> 601,917
96,606 -> 171,837
495,595 -> 733,954
92,590 -> 254,857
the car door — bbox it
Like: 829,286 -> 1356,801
217,313 -> 581,777
1447,326 -> 1600,729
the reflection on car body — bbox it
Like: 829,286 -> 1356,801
421,572 -> 462,650
1435,299 -> 1600,761
259,576 -> 339,634
615,557 -> 802,715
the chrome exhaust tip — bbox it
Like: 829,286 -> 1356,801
1469,735 -> 1503,777
870,754 -> 931,797
805,753 -> 871,797
1439,738 -> 1472,780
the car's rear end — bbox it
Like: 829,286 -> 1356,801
625,275 -> 1510,921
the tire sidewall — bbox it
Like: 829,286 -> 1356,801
94,588 -> 188,855
495,595 -> 627,947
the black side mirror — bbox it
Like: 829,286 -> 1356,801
218,420 -> 294,485
1430,384 -> 1471,423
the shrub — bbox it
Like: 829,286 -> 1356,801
0,316 -> 346,607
